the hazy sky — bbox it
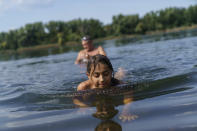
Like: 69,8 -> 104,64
0,0 -> 196,32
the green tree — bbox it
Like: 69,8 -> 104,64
19,22 -> 46,47
184,5 -> 197,25
112,14 -> 139,35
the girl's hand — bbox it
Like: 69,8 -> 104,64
114,67 -> 126,80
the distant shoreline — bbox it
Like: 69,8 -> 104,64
1,24 -> 197,54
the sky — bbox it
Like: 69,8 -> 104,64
0,0 -> 197,32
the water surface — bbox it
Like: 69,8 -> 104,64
1,33 -> 197,130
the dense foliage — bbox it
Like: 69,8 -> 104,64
1,5 -> 197,50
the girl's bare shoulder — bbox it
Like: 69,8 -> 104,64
77,80 -> 91,91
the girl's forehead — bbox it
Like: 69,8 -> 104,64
92,63 -> 110,72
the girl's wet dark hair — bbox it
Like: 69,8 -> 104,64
87,54 -> 119,86
87,54 -> 114,75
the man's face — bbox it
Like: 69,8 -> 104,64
82,40 -> 92,51
88,63 -> 112,89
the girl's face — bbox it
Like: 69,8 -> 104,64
88,63 -> 112,89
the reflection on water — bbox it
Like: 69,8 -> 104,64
0,45 -> 81,61
74,94 -> 122,131
73,86 -> 137,131
0,40 -> 106,61
115,28 -> 197,46
92,96 -> 121,131
95,120 -> 122,131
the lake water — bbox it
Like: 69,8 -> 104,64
1,31 -> 197,131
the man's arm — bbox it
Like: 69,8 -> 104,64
75,51 -> 82,64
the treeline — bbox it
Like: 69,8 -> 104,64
1,5 -> 197,50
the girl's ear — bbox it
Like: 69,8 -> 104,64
86,72 -> 90,79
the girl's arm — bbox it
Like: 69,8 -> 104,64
77,80 -> 91,91
73,97 -> 89,107
73,96 -> 93,115
119,90 -> 138,122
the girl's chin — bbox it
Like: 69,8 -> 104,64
98,86 -> 105,88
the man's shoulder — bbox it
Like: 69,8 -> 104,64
97,45 -> 103,49
78,49 -> 86,56
79,49 -> 85,53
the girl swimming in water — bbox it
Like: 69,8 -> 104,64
77,54 -> 121,91
75,54 -> 138,122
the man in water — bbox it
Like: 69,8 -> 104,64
75,36 -> 107,64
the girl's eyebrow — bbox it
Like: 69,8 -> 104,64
93,70 -> 110,73
93,71 -> 100,74
103,70 -> 109,73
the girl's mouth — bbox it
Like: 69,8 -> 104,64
99,83 -> 106,87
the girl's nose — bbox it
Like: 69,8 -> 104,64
100,75 -> 104,82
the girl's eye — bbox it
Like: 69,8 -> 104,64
93,73 -> 99,77
103,71 -> 110,76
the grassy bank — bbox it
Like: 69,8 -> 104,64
106,24 -> 197,41
1,24 -> 197,54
